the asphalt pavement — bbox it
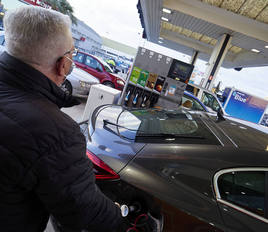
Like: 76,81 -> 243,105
61,97 -> 87,122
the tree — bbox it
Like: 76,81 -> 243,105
41,0 -> 77,25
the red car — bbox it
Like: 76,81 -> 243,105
73,51 -> 125,90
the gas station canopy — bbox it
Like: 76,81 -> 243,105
138,0 -> 268,69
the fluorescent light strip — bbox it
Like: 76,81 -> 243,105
265,45 -> 268,48
161,17 -> 169,22
251,49 -> 260,53
163,8 -> 171,14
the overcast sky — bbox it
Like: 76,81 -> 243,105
3,0 -> 268,99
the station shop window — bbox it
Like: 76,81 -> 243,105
218,171 -> 266,217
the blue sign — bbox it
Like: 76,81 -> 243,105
225,91 -> 268,124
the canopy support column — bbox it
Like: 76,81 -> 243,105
203,34 -> 232,90
190,50 -> 199,65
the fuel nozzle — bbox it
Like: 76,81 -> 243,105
120,204 -> 129,217
118,202 -> 142,217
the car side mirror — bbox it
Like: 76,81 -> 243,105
96,67 -> 102,72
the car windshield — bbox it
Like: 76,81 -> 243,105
103,63 -> 113,73
99,106 -> 220,144
97,57 -> 113,73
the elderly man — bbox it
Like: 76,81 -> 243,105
0,6 -> 124,232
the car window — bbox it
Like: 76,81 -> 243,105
96,106 -> 138,140
182,94 -> 206,111
201,92 -> 221,112
117,109 -> 220,144
0,35 -> 5,45
217,171 -> 266,217
85,56 -> 103,71
73,52 -> 85,63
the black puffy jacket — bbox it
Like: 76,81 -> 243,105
0,52 -> 122,232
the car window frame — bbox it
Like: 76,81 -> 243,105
214,168 -> 268,223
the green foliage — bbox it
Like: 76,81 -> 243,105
41,0 -> 77,25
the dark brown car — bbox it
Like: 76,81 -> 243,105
80,105 -> 268,232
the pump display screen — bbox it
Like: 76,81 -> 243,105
168,60 -> 194,81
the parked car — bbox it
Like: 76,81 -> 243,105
186,83 -> 225,114
73,51 -> 125,90
0,31 -> 5,54
77,105 -> 268,232
61,67 -> 99,97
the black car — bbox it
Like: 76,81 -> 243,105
79,105 -> 268,232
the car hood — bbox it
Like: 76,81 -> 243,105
67,67 -> 100,84
109,72 -> 125,82
112,73 -> 124,79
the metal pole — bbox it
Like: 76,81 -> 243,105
190,50 -> 199,65
203,34 -> 232,90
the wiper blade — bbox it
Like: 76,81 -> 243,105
103,119 -> 138,131
103,120 -> 205,139
136,133 -> 205,139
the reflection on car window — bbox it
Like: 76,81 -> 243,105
96,106 -> 139,140
118,111 -> 141,131
201,92 -> 220,112
131,109 -> 198,135
181,94 -> 206,111
218,171 -> 265,217
128,109 -> 220,144
73,52 -> 84,63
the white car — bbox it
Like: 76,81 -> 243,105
186,82 -> 226,114
61,67 -> 100,98
0,30 -> 5,54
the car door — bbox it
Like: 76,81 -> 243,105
84,55 -> 106,82
214,168 -> 268,231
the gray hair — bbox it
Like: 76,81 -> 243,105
4,6 -> 72,67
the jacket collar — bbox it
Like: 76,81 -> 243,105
0,52 -> 79,108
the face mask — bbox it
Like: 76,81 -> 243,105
67,61 -> 75,76
64,56 -> 75,77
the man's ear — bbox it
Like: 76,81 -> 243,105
56,58 -> 66,76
